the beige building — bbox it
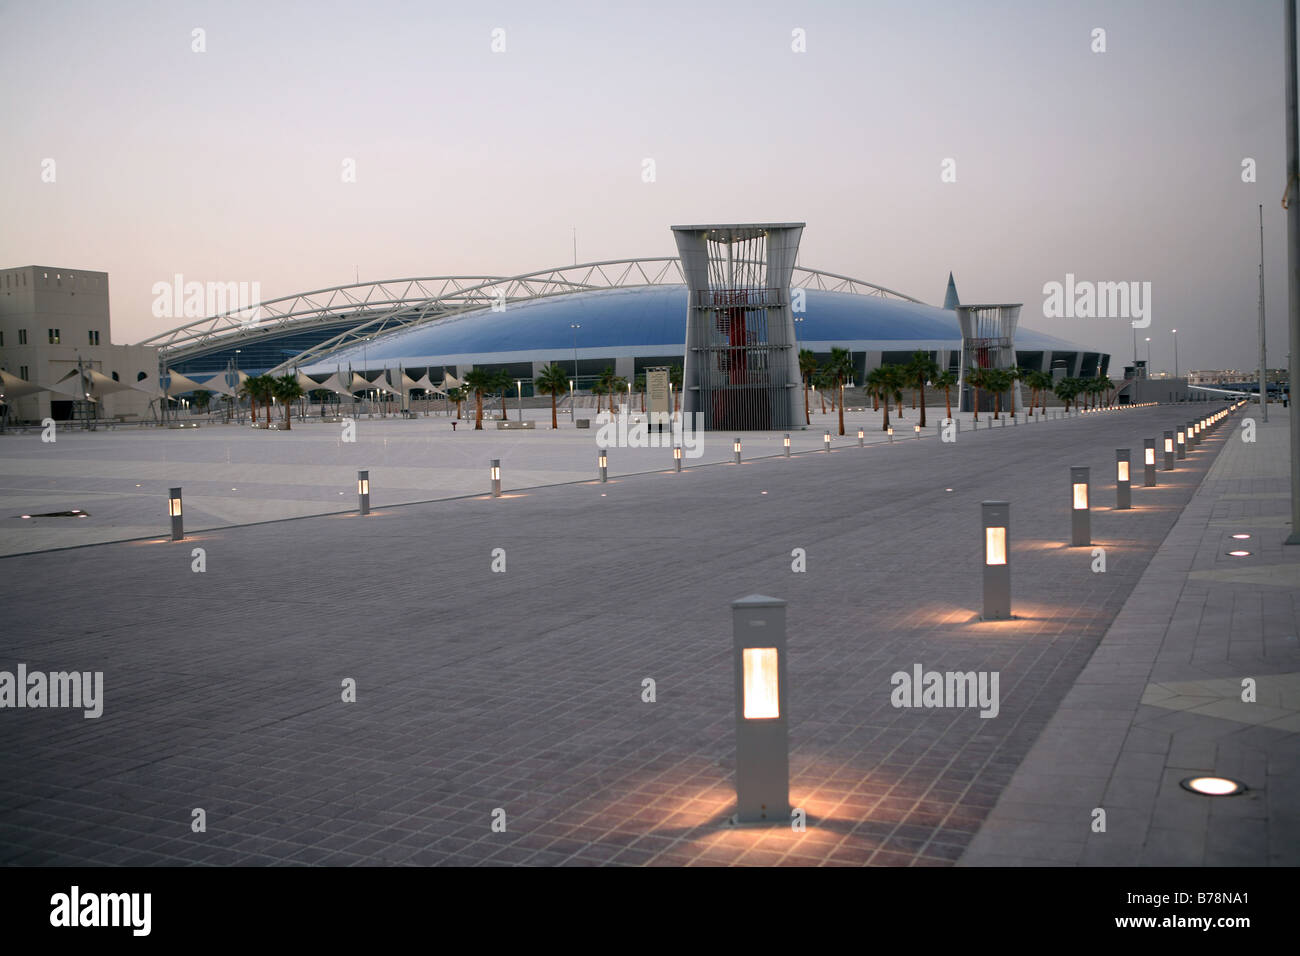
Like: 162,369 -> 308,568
0,265 -> 157,423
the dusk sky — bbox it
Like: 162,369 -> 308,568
2,0 -> 1296,373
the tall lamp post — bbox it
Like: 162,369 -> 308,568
1171,329 -> 1178,384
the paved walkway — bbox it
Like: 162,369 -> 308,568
0,404 -> 1105,556
0,404 -> 1272,865
961,407 -> 1299,865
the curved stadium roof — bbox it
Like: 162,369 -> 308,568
299,285 -> 1096,375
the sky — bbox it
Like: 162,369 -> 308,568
1,0 -> 1297,374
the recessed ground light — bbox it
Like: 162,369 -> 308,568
71,509 -> 81,513
1180,776 -> 1246,796
20,515 -> 30,519
761,491 -> 767,495
1227,550 -> 1251,557
1231,533 -> 1251,540
945,488 -> 953,492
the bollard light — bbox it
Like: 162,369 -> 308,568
1115,449 -> 1131,510
887,425 -> 894,442
734,437 -> 742,464
357,470 -> 370,515
914,424 -> 921,438
1176,426 -> 1186,459
168,487 -> 183,540
981,501 -> 1011,620
673,444 -> 683,472
1164,430 -> 1175,470
1070,466 -> 1090,546
730,594 -> 790,825
858,427 -> 864,447
823,430 -> 831,452
783,434 -> 791,458
598,449 -> 608,483
1144,439 -> 1156,486
490,459 -> 501,497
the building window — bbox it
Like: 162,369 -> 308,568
88,330 -> 100,345
112,371 -> 119,381
20,366 -> 28,380
18,329 -> 26,345
48,328 -> 60,344
137,371 -> 148,381
0,332 -> 3,346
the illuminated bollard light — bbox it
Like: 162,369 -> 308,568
674,444 -> 683,472
490,459 -> 501,498
823,429 -> 832,452
887,425 -> 894,443
981,501 -> 1011,620
730,594 -> 790,826
858,427 -> 864,448
357,470 -> 370,515
1116,449 -> 1131,510
598,449 -> 608,483
783,434 -> 791,458
1070,466 -> 1091,546
1144,439 -> 1157,486
734,437 -> 742,464
1187,421 -> 1198,447
1176,426 -> 1186,460
168,487 -> 183,540
914,424 -> 921,438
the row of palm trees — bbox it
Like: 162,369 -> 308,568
455,364 -> 685,430
798,348 -> 1119,432
237,373 -> 305,429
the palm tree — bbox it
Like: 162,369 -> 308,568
669,364 -> 682,412
192,390 -> 212,413
967,366 -> 989,421
1054,376 -> 1079,412
906,350 -> 940,428
446,386 -> 466,419
534,364 -> 568,429
1024,370 -> 1051,416
799,349 -> 817,424
489,369 -> 512,420
998,366 -> 1019,416
594,367 -> 616,414
1098,375 -> 1115,407
609,375 -> 628,412
933,370 -> 957,421
985,368 -> 1010,420
239,375 -> 264,423
865,366 -> 894,431
826,347 -> 854,435
812,368 -> 831,414
634,374 -> 646,412
272,373 -> 304,430
462,367 -> 493,430
888,364 -> 906,418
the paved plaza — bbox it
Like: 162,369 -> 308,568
0,403 -> 1295,866
1,402 -> 1058,557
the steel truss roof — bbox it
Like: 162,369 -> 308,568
139,258 -> 924,373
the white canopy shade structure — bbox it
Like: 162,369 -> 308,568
52,368 -> 142,401
440,373 -> 461,390
0,369 -> 48,400
313,371 -> 354,396
197,369 -> 247,398
351,373 -> 394,394
410,371 -> 446,396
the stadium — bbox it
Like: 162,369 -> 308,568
144,257 -> 1111,402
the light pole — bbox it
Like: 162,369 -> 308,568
569,378 -> 575,422
1171,329 -> 1178,383
516,379 -> 522,422
570,323 -> 581,384
1145,337 -> 1151,372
